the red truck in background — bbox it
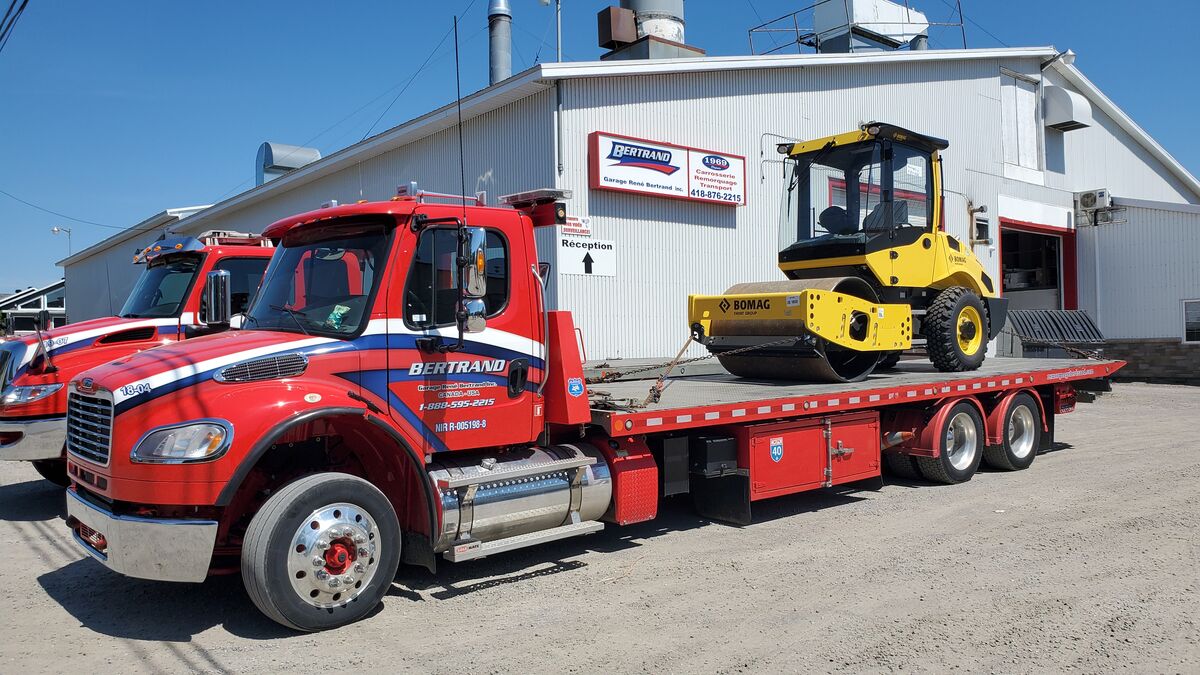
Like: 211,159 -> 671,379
60,192 -> 1123,631
0,231 -> 273,485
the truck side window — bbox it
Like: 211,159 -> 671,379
404,228 -> 508,329
213,257 -> 271,315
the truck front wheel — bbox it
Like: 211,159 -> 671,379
241,472 -> 401,631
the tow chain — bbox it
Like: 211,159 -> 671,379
586,334 -> 799,409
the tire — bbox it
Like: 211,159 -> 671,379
915,401 -> 984,484
882,451 -> 921,479
925,287 -> 988,372
877,351 -> 902,370
32,458 -> 70,487
983,393 -> 1041,471
242,472 -> 401,632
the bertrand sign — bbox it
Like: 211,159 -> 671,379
588,131 -> 747,206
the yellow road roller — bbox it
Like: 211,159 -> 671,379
688,122 -> 1007,382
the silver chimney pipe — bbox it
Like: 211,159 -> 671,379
488,0 -> 512,85
620,0 -> 685,43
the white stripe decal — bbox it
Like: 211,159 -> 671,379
781,403 -> 796,412
827,399 -> 840,406
848,397 -> 860,404
368,319 -> 543,361
868,395 -> 880,402
757,406 -> 771,414
676,415 -> 693,423
112,336 -> 335,404
645,418 -> 663,427
704,411 -> 720,420
731,409 -> 746,417
906,391 -> 917,398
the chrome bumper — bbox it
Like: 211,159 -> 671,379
0,416 -> 66,461
65,489 -> 218,583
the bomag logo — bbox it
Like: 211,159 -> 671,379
949,254 -> 969,265
721,298 -> 771,313
409,359 -> 507,376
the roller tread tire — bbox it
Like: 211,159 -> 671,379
982,393 -> 1041,471
915,402 -> 984,484
925,287 -> 988,373
877,351 -> 902,370
242,472 -> 401,632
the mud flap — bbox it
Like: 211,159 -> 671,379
690,471 -> 752,526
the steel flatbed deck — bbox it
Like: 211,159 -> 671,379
589,357 -> 1123,434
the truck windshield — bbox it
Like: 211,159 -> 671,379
244,225 -> 391,338
119,255 -> 202,318
778,142 -> 930,255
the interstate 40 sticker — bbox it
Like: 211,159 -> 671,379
588,131 -> 747,206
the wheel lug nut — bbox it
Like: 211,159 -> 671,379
328,577 -> 341,588
342,527 -> 354,537
358,548 -> 369,557
354,534 -> 366,544
316,540 -> 329,550
315,570 -> 328,580
311,557 -> 324,567
354,563 -> 365,574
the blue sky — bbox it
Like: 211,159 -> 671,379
1,0 -> 1197,293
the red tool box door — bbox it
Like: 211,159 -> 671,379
828,411 -> 881,486
741,419 -> 826,500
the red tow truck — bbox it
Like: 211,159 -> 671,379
60,192 -> 1122,631
0,231 -> 272,485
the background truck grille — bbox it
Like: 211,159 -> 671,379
67,392 -> 113,466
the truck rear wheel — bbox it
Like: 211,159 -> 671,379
925,287 -> 988,372
916,402 -> 984,484
982,393 -> 1041,471
882,451 -> 921,479
242,472 -> 401,632
32,458 -> 69,487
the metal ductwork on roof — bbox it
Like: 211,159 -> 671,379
1044,85 -> 1094,132
256,142 -> 321,187
488,0 -> 513,85
620,0 -> 685,43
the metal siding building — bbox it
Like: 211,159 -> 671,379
60,48 -> 1200,370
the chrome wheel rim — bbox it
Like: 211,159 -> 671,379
287,502 -> 380,609
1008,405 -> 1037,459
945,411 -> 978,471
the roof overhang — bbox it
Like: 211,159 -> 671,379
56,205 -> 211,267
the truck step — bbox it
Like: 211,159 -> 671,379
443,520 -> 604,562
434,455 -> 596,490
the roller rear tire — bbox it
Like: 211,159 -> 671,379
925,287 -> 988,372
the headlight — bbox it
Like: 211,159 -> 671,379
1,383 -> 63,406
131,420 -> 232,463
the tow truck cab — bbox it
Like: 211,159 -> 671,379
60,193 -> 1116,632
0,231 -> 273,484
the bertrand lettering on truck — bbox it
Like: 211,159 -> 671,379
60,191 -> 1123,631
0,232 -> 272,486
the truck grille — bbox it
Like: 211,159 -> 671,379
67,392 -> 114,466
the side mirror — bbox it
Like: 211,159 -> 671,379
203,270 -> 232,326
36,309 -> 51,332
460,227 -> 488,299
459,298 -> 487,334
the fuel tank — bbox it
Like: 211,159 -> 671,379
429,443 -> 612,552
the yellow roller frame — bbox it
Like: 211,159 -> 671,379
689,290 -> 913,352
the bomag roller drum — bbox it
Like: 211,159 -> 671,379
708,277 -> 895,383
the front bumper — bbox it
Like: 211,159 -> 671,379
65,489 -> 218,583
0,416 -> 66,461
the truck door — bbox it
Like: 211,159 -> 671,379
389,223 -> 538,451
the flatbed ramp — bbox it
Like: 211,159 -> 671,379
589,357 -> 1122,434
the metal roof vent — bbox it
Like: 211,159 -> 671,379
1044,85 -> 1094,132
256,143 -> 322,186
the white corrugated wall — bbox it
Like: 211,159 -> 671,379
1077,203 -> 1200,339
554,56 -> 1084,360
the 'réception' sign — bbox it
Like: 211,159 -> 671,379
588,131 -> 747,207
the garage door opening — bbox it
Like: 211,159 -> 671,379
999,219 -> 1077,310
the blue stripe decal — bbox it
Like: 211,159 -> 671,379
352,333 -> 544,370
338,369 -> 451,454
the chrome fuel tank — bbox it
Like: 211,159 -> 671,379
429,443 -> 612,552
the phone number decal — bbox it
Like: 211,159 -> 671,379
689,188 -> 742,203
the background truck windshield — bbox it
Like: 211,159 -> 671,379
244,228 -> 390,337
119,256 -> 202,318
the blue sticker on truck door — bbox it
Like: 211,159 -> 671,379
769,436 -> 784,462
567,377 -> 585,397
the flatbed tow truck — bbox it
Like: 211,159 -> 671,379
58,191 -> 1123,631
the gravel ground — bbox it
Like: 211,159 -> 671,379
0,382 -> 1196,674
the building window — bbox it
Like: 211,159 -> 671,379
1001,71 -> 1041,171
1185,300 -> 1200,343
